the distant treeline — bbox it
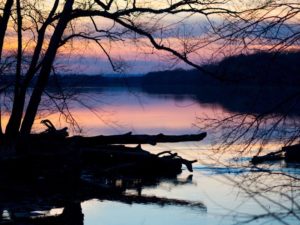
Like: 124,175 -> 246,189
1,51 -> 300,88
143,51 -> 300,87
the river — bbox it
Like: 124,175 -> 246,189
5,86 -> 300,225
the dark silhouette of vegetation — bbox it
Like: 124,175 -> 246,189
143,51 -> 300,87
2,50 -> 299,88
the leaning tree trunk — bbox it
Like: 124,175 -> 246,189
0,0 -> 14,136
5,0 -> 22,137
0,107 -> 3,136
0,0 -> 14,60
20,0 -> 74,135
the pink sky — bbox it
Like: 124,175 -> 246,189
2,1 -> 300,75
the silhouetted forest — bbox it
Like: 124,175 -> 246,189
142,51 -> 300,87
2,51 -> 300,117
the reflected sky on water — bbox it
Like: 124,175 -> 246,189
35,87 -> 298,225
81,168 -> 300,225
1,87 -> 299,225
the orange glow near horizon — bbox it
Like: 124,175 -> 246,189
36,98 -> 221,135
1,0 -> 299,74
5,33 -> 300,75
0,92 -> 284,162
1,92 -> 223,136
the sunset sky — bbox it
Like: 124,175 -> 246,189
2,0 -> 300,74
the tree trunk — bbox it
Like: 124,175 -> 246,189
20,0 -> 74,135
0,0 -> 14,60
0,0 -> 14,136
0,105 -> 3,136
62,202 -> 84,225
5,0 -> 60,136
5,0 -> 22,137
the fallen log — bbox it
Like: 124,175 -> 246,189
251,143 -> 300,164
81,145 -> 196,174
1,121 -> 205,179
68,132 -> 207,146
283,143 -> 300,162
251,149 -> 284,164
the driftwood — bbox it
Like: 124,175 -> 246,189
81,144 -> 197,174
251,149 -> 284,164
0,121 -> 207,225
68,132 -> 207,146
32,120 -> 206,146
282,144 -> 300,162
1,121 -> 205,183
251,143 -> 300,164
40,119 -> 68,138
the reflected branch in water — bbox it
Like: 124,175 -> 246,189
0,171 -> 205,224
195,87 -> 300,156
99,193 -> 207,210
193,87 -> 300,224
210,167 -> 300,225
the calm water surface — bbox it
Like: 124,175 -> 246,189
31,88 -> 300,225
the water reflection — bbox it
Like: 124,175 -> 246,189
80,166 -> 300,225
0,172 -> 206,225
141,85 -> 300,116
2,166 -> 299,225
220,166 -> 300,225
82,199 -> 204,225
1,87 -> 300,225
